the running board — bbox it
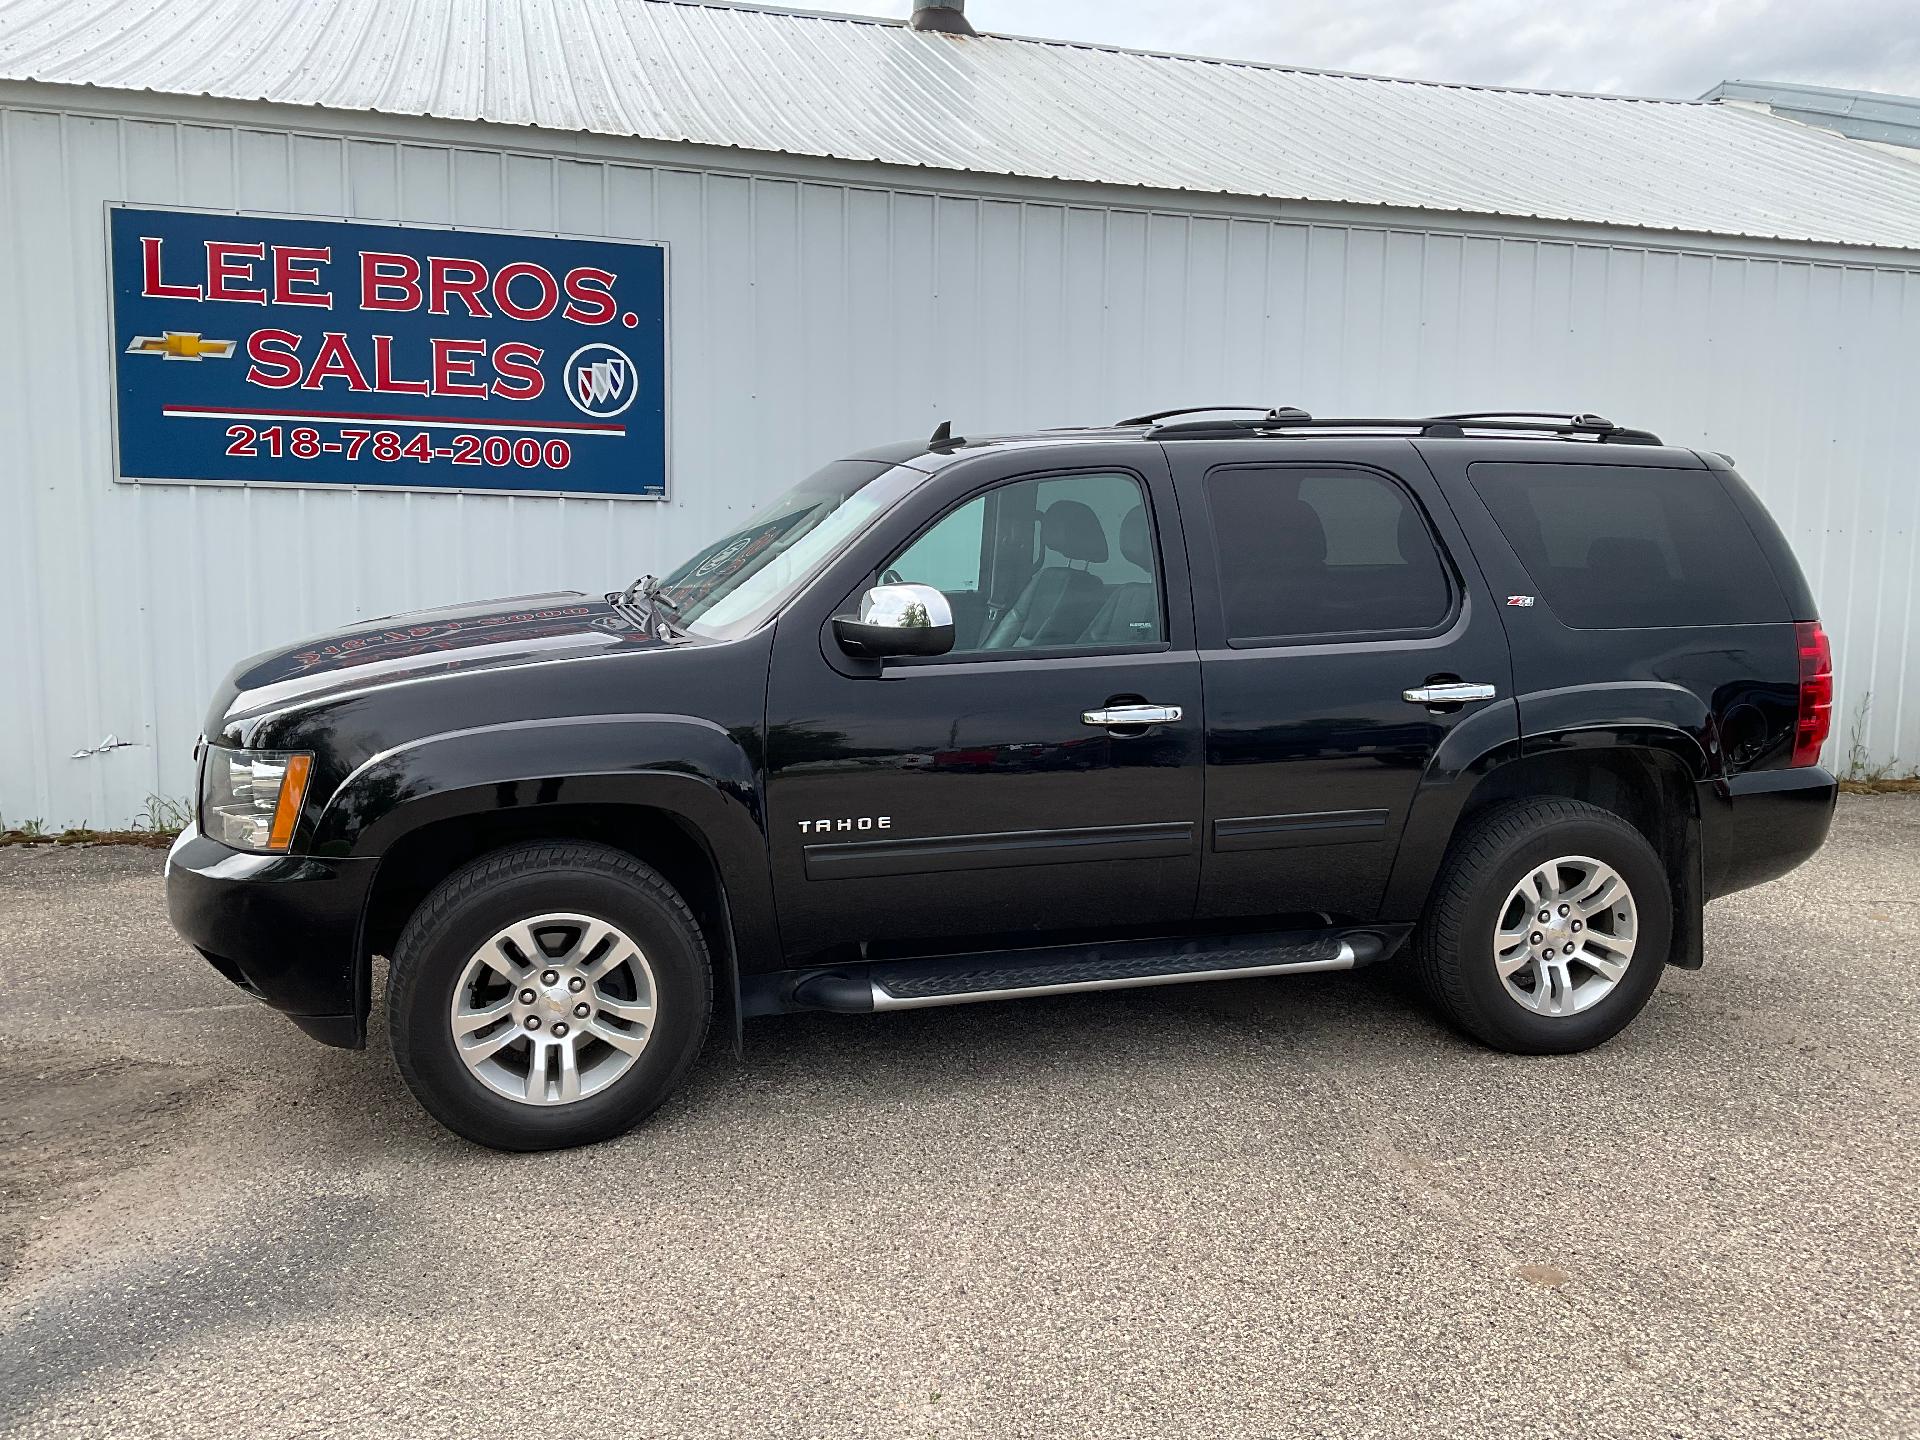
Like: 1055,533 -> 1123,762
776,928 -> 1389,1016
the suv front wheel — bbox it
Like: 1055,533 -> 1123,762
1414,799 -> 1671,1054
388,841 -> 712,1150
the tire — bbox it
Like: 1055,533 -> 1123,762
388,840 -> 712,1150
1413,799 -> 1671,1055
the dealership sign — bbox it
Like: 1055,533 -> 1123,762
107,206 -> 667,498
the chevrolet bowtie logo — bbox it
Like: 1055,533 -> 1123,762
125,331 -> 236,361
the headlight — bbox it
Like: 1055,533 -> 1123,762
200,748 -> 313,852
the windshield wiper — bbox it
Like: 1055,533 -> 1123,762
612,574 -> 682,625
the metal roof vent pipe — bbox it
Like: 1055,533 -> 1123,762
910,0 -> 976,35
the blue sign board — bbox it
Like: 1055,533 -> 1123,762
108,205 -> 667,498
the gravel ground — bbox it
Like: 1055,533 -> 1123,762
1,796 -> 1916,1439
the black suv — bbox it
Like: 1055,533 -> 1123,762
167,408 -> 1837,1150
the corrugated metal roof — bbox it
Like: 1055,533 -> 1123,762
4,0 -> 1920,251
1703,79 -> 1920,155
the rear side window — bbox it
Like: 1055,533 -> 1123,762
1469,462 -> 1786,628
1206,465 -> 1453,642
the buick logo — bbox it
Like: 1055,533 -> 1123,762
564,342 -> 640,418
694,536 -> 755,577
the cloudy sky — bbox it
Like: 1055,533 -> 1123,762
835,1 -> 1920,100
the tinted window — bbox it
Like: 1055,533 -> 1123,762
887,471 -> 1161,654
1469,462 -> 1787,628
1206,466 -> 1452,641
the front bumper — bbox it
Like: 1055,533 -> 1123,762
1700,766 -> 1838,901
165,823 -> 378,1048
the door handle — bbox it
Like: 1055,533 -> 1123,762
1082,704 -> 1184,727
1402,682 -> 1497,705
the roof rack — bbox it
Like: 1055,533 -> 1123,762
1114,405 -> 1308,426
1141,407 -> 1662,445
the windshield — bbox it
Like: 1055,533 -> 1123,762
657,460 -> 919,641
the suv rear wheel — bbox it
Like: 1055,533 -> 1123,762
1414,799 -> 1671,1054
388,841 -> 712,1150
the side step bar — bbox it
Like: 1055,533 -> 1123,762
778,928 -> 1391,1016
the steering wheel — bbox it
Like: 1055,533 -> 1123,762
880,567 -> 904,586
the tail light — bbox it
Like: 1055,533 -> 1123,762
1792,620 -> 1833,767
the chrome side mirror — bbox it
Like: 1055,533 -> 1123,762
832,583 -> 955,658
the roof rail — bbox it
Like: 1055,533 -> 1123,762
1144,409 -> 1662,445
1115,405 -> 1309,426
1429,410 -> 1619,430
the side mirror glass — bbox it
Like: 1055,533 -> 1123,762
832,583 -> 956,658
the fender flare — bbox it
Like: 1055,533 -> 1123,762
1382,695 -> 1713,922
312,712 -> 778,1024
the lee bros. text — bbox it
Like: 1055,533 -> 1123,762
138,233 -> 626,401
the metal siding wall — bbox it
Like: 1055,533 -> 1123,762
3,101 -> 1919,829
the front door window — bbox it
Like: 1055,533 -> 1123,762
885,471 -> 1163,654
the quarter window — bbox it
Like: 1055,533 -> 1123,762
884,471 -> 1162,654
1206,466 -> 1453,641
1468,462 -> 1787,628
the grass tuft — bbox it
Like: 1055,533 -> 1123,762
1,794 -> 190,848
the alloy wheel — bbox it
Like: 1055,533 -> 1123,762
449,912 -> 657,1105
1492,856 -> 1638,1017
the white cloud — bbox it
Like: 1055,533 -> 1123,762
849,0 -> 1920,99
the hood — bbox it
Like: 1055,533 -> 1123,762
209,591 -> 673,730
